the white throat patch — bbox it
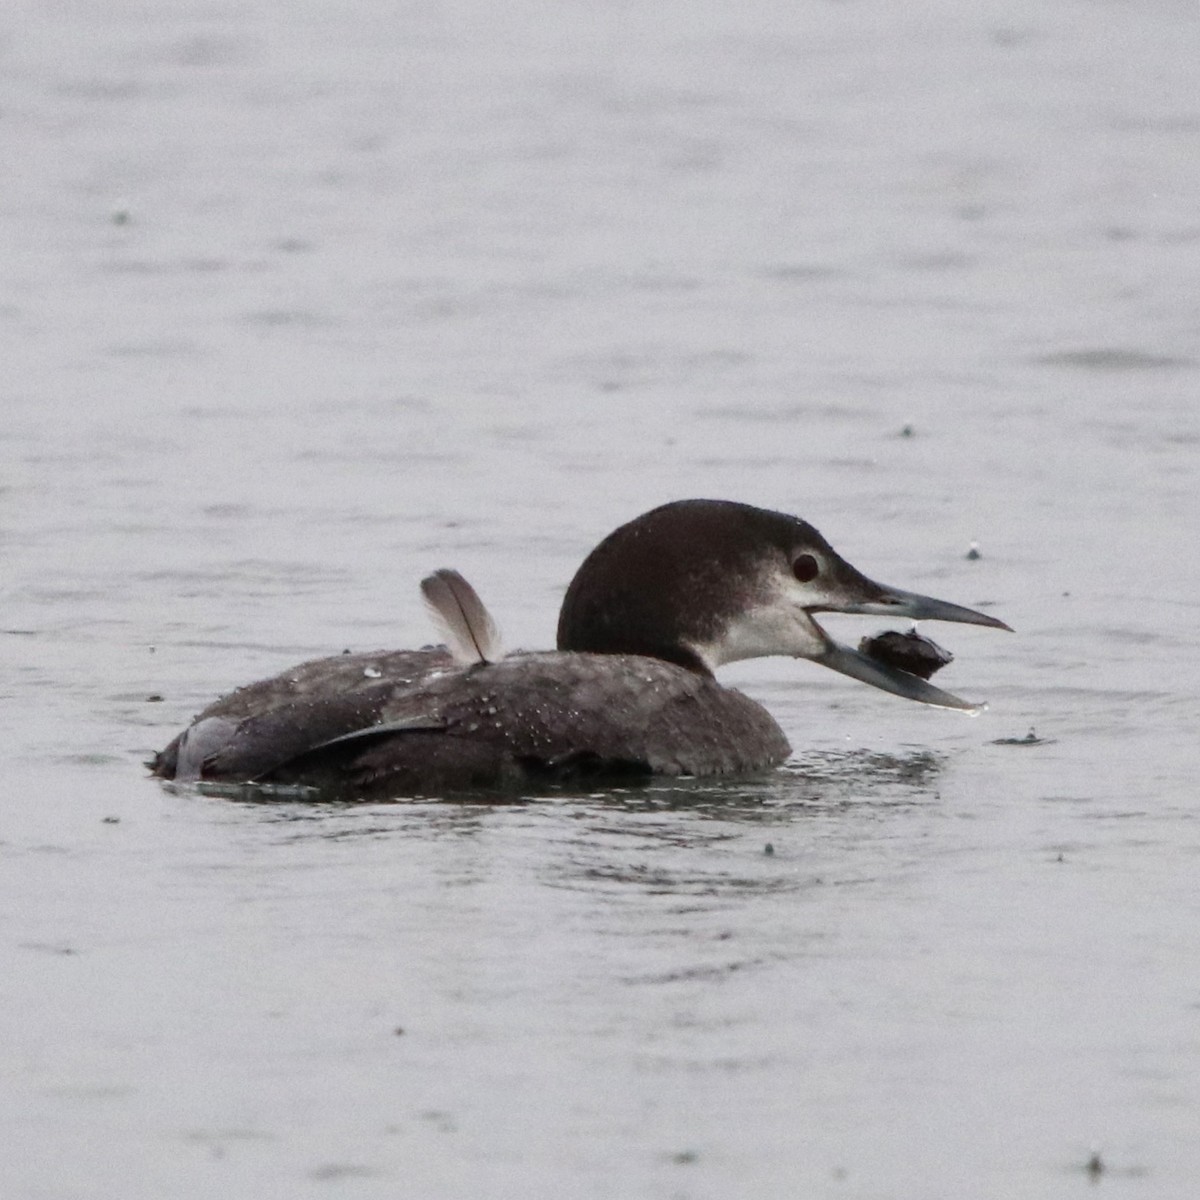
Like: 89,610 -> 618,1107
687,603 -> 827,670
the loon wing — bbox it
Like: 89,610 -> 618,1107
154,647 -> 456,782
173,686 -> 411,782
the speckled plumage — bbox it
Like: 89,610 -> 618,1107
153,648 -> 789,796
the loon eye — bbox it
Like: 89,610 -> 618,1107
792,553 -> 820,583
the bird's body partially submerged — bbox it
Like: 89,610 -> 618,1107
151,500 -> 1009,797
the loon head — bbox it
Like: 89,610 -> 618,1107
556,499 -> 1010,710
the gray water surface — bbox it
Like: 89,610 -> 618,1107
4,1 -> 1200,1197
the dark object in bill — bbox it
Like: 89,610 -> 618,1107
858,629 -> 952,680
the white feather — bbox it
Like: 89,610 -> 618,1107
420,568 -> 505,666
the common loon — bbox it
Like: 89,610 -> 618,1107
151,499 -> 1009,796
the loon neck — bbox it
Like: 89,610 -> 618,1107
564,628 -> 713,675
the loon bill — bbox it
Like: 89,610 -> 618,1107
151,499 -> 1010,796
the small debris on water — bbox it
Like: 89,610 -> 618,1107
1085,1148 -> 1104,1180
102,816 -> 120,825
393,1026 -> 406,1037
145,693 -> 164,703
966,541 -> 982,560
309,1164 -> 376,1182
992,727 -> 1052,746
900,423 -> 915,438
671,1149 -> 699,1165
363,666 -> 382,678
112,208 -> 131,226
22,942 -> 77,956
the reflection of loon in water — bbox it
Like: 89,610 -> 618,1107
151,500 -> 1010,796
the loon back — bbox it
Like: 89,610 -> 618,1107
152,650 -> 789,796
